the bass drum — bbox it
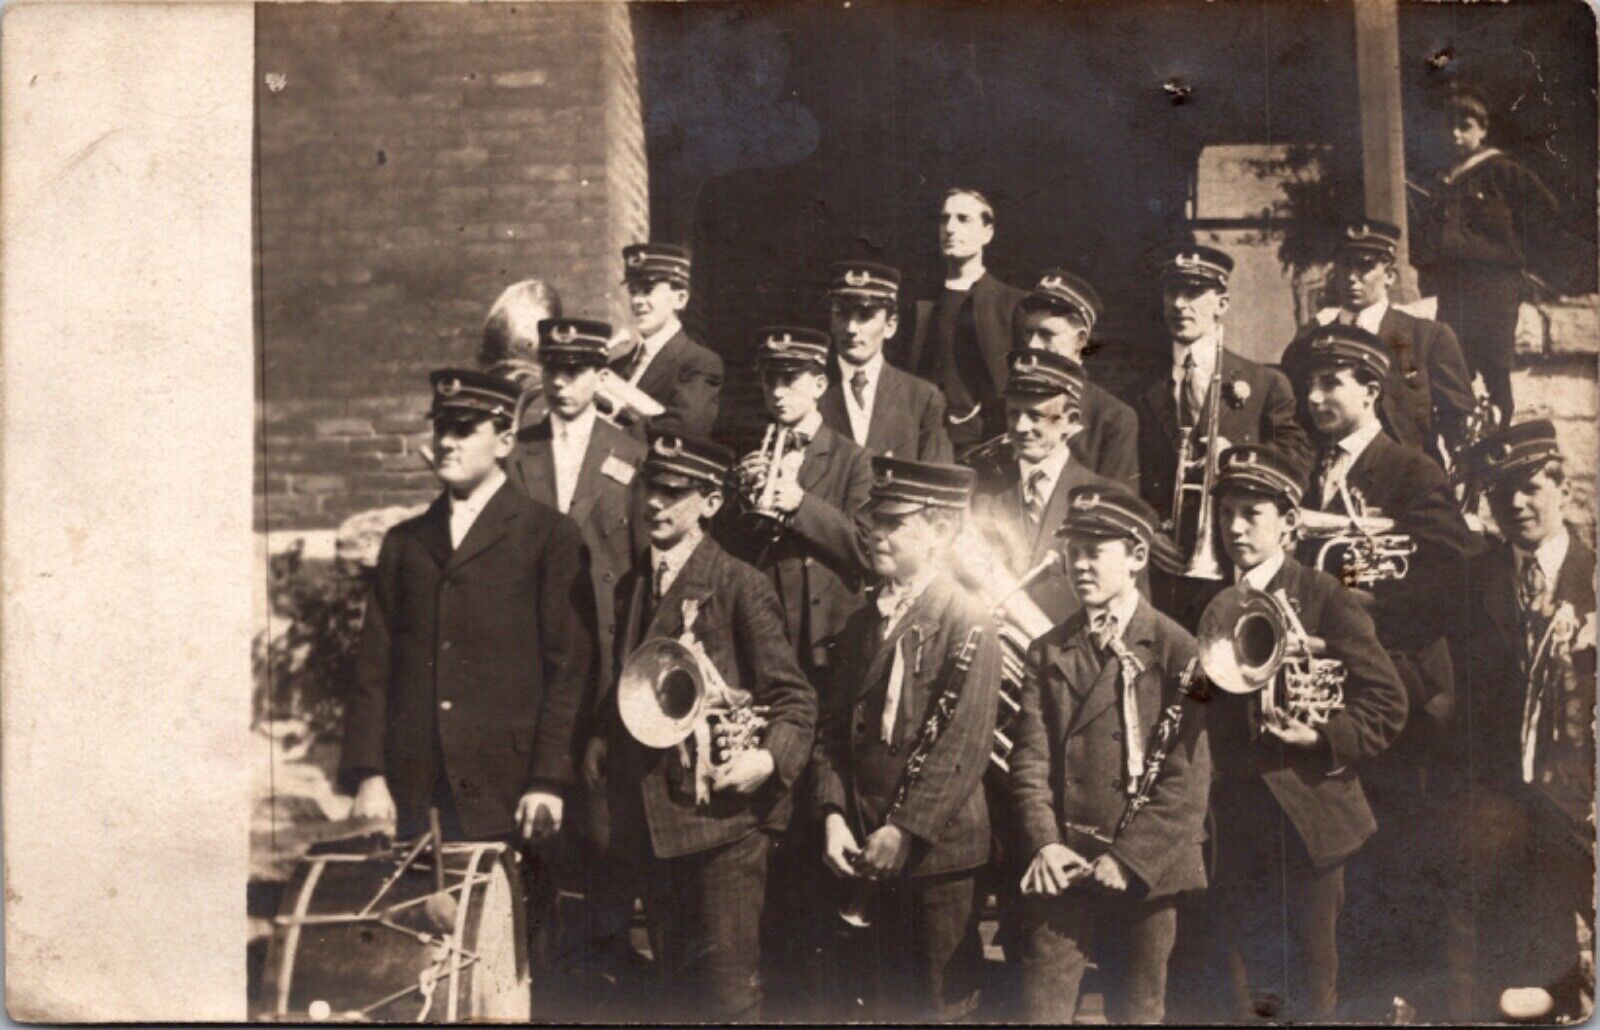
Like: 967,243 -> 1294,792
258,837 -> 530,1022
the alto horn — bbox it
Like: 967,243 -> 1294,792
1197,583 -> 1346,727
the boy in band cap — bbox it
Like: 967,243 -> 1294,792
1412,86 -> 1560,423
506,318 -> 649,978
615,243 -> 724,438
1454,421 -> 1594,1021
1015,268 -> 1140,486
585,432 -> 815,1021
902,188 -> 1028,450
1206,444 -> 1406,1021
1134,244 -> 1310,594
812,457 -> 1002,1021
1279,219 -> 1474,464
724,326 -> 873,1011
819,260 -> 954,462
1009,484 -> 1211,1024
1293,322 -> 1471,1017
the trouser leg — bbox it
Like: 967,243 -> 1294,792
1019,891 -> 1094,1023
1100,896 -> 1178,1025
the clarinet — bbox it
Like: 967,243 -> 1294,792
839,626 -> 985,928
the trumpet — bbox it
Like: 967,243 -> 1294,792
1449,390 -> 1503,519
1165,357 -> 1225,580
736,425 -> 801,540
616,600 -> 767,806
1297,507 -> 1415,588
957,432 -> 1013,478
1197,584 -> 1346,727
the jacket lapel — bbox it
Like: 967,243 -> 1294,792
510,426 -> 557,508
1061,620 -> 1121,738
446,480 -> 519,572
971,274 -> 1012,390
1028,460 -> 1091,563
636,330 -> 685,398
1552,533 -> 1596,617
644,536 -> 717,640
855,579 -> 948,702
416,494 -> 452,570
565,429 -> 614,528
820,376 -> 853,443
1143,373 -> 1180,449
798,424 -> 835,493
868,367 -> 905,455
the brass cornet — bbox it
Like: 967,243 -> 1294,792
1297,491 -> 1414,588
1197,584 -> 1346,727
736,425 -> 800,540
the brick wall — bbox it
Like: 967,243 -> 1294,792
255,3 -> 647,530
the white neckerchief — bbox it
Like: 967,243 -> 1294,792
1316,296 -> 1390,336
944,262 -> 986,291
1444,146 -> 1504,186
649,528 -> 702,599
629,317 -> 682,385
877,568 -> 938,745
838,351 -> 885,444
1017,444 -> 1072,515
1237,549 -> 1287,592
448,467 -> 506,549
1086,588 -> 1142,645
1171,330 -> 1222,408
550,406 -> 597,514
1515,526 -> 1571,606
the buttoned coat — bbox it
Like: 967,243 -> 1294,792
820,360 -> 954,463
723,422 -> 873,680
341,482 -> 597,839
1300,430 -> 1469,714
1459,531 -> 1596,801
508,415 -> 647,721
605,536 -> 816,860
1208,557 -> 1408,867
903,272 -> 1027,441
616,327 -> 724,438
812,575 -> 1002,878
1133,347 -> 1312,522
1009,598 -> 1210,897
970,455 -> 1123,626
1278,307 -> 1475,463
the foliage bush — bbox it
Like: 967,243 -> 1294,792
252,543 -> 369,741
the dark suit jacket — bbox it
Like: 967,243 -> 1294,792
813,575 -> 1002,877
903,272 -> 1026,440
723,423 -> 873,679
341,481 -> 597,839
1209,557 -> 1408,867
1075,381 -> 1141,487
507,415 -> 647,722
1010,598 -> 1210,897
605,536 -> 816,860
821,360 -> 954,462
1279,308 -> 1474,462
1459,531 -> 1596,805
1301,430 -> 1469,717
617,327 -> 724,439
971,455 -> 1123,626
1134,347 -> 1312,523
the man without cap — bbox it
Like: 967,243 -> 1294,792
721,325 -> 874,1013
902,188 -> 1028,451
1205,444 -> 1406,1022
1278,220 -> 1474,465
1292,324 -> 1471,1017
1014,268 -> 1140,486
583,433 -> 816,1021
1411,86 -> 1560,424
819,260 -> 954,463
506,319 -> 649,986
1009,484 -> 1211,1024
615,243 -> 724,438
1453,421 -> 1594,1021
1133,244 -> 1309,616
811,457 -> 1002,1021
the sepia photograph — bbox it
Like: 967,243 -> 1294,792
233,0 -> 1600,1023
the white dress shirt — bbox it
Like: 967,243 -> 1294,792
1171,330 -> 1222,411
1237,549 -> 1287,592
650,528 -> 702,599
1316,297 -> 1389,335
550,406 -> 597,514
877,568 -> 938,743
1515,527 -> 1570,610
448,467 -> 507,549
1018,444 -> 1072,507
629,317 -> 682,386
1085,587 -> 1142,646
838,351 -> 885,445
1319,417 -> 1384,507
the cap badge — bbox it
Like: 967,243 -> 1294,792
1039,275 -> 1066,292
625,251 -> 646,268
550,323 -> 579,345
844,269 -> 871,288
1073,491 -> 1101,511
653,436 -> 684,459
436,377 -> 462,398
770,331 -> 795,346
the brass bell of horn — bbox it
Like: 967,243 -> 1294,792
1196,585 -> 1291,695
616,637 -> 707,749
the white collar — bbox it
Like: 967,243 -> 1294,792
1087,588 -> 1142,639
878,567 -> 938,619
837,349 -> 884,384
449,466 -> 506,513
1237,549 -> 1286,592
776,408 -> 823,440
944,262 -> 986,291
1018,443 -> 1072,497
640,318 -> 682,356
1445,146 -> 1504,185
651,527 -> 702,575
1516,526 -> 1571,591
1316,297 -> 1390,335
1172,330 -> 1223,374
551,404 -> 597,441
1332,416 -> 1385,464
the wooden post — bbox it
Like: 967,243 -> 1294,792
1353,0 -> 1419,301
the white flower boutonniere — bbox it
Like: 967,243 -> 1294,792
1224,379 -> 1251,408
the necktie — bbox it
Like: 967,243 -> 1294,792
1338,308 -> 1357,326
1315,447 -> 1348,511
1519,554 -> 1550,619
654,558 -> 671,601
1090,609 -> 1147,794
1179,352 -> 1202,428
878,591 -> 916,744
851,368 -> 869,409
1024,467 -> 1048,530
